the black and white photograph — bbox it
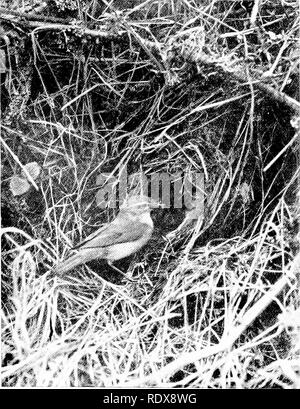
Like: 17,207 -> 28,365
1,0 -> 299,391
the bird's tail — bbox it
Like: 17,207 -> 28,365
53,252 -> 86,276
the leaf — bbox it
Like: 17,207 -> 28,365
21,162 -> 41,181
10,176 -> 31,196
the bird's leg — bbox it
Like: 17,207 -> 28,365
107,261 -> 135,282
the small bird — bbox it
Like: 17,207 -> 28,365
54,195 -> 155,276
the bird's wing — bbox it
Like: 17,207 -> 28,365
72,219 -> 152,251
71,223 -> 109,250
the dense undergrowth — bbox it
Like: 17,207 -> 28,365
1,0 -> 299,387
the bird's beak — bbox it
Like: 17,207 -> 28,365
149,198 -> 168,209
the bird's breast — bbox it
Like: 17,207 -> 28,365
107,227 -> 153,261
138,212 -> 153,227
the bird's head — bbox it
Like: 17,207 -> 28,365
120,194 -> 161,218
